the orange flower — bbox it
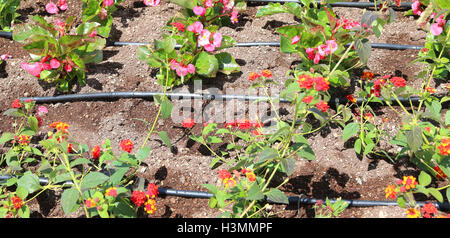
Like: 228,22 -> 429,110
144,199 -> 157,214
406,208 -> 420,218
50,121 -> 70,133
17,135 -> 31,146
425,87 -> 436,93
438,138 -> 450,156
315,100 -> 329,112
361,72 -> 375,81
11,196 -> 23,210
302,96 -> 314,104
261,70 -> 272,78
85,198 -> 97,208
385,184 -> 397,199
402,176 -> 418,190
248,72 -> 261,81
346,95 -> 357,104
105,187 -> 117,197
298,74 -> 314,89
223,177 -> 236,188
92,145 -> 101,159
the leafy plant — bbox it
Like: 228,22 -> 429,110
313,197 -> 349,218
13,15 -> 106,92
81,0 -> 123,38
0,0 -> 21,32
137,0 -> 244,88
255,0 -> 395,88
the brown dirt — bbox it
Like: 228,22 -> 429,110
0,0 -> 447,218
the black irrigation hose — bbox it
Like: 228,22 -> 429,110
1,175 -> 448,210
0,30 -> 423,50
107,41 -> 423,50
19,92 -> 442,106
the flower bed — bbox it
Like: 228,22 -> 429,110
0,0 -> 449,218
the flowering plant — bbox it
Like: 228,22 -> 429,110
81,0 -> 124,38
312,197 -> 348,218
0,0 -> 21,32
255,0 -> 395,88
13,15 -> 106,91
385,173 -> 450,218
137,0 -> 244,87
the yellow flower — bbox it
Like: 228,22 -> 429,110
406,208 -> 420,218
385,185 -> 397,199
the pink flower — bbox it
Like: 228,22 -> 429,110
187,64 -> 195,74
411,0 -> 422,16
306,48 -> 316,60
58,0 -> 68,10
325,40 -> 338,54
37,106 -> 48,116
204,0 -> 213,8
198,30 -> 222,52
198,29 -> 212,47
230,10 -> 238,24
143,0 -> 160,6
187,21 -> 203,34
1,54 -> 10,60
193,6 -> 206,16
64,64 -> 72,72
22,62 -> 44,78
45,2 -> 59,14
431,23 -> 443,36
212,32 -> 222,48
103,0 -> 114,7
50,58 -> 60,69
291,35 -> 300,45
89,30 -> 97,38
169,59 -> 195,77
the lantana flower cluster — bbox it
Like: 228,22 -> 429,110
130,183 -> 159,214
1,195 -> 24,218
297,74 -> 330,112
217,168 -> 256,189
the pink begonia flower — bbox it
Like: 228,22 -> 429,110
187,21 -> 203,34
1,54 -> 10,60
64,64 -> 72,72
22,62 -> 44,78
204,0 -> 213,8
222,0 -> 234,13
143,0 -> 160,6
291,35 -> 300,45
212,32 -> 222,48
431,23 -> 443,36
186,64 -> 195,74
411,0 -> 422,16
50,59 -> 60,69
431,14 -> 446,36
46,2 -> 59,14
169,59 -> 195,77
89,30 -> 97,38
37,106 -> 48,116
230,10 -> 238,24
103,0 -> 114,7
325,40 -> 338,54
58,0 -> 68,10
193,6 -> 206,16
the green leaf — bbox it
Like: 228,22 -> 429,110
354,138 -> 362,154
158,131 -> 172,148
203,123 -> 217,136
246,183 -> 264,201
194,51 -> 219,78
69,158 -> 92,167
17,172 -> 41,193
342,122 -> 360,142
168,0 -> 196,9
109,167 -> 129,186
428,187 -> 444,203
80,172 -> 109,189
111,201 -> 136,218
61,187 -> 80,215
0,132 -> 14,144
215,52 -> 240,75
136,146 -> 151,162
266,188 -> 289,204
446,187 -> 450,203
445,110 -> 450,126
206,136 -> 222,144
405,125 -> 423,153
255,3 -> 287,17
161,98 -> 173,120
281,157 -> 295,176
418,171 -> 432,187
259,148 -> 278,162
354,38 -> 371,65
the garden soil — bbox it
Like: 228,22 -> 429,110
0,0 -> 446,218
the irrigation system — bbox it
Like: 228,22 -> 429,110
3,0 -> 449,216
1,175 -> 448,210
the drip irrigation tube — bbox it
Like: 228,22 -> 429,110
19,91 -> 442,106
1,175 -> 448,210
0,31 -> 423,51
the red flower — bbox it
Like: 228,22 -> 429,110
131,190 -> 147,207
120,139 -> 134,153
425,87 -> 436,93
17,135 -> 31,146
361,72 -> 375,81
11,196 -> 23,209
11,99 -> 21,109
92,145 -> 101,159
170,22 -> 185,32
105,187 -> 118,197
248,72 -> 260,81
433,166 -> 447,180
302,96 -> 314,104
315,100 -> 329,112
346,95 -> 357,104
371,78 -> 386,97
261,70 -> 272,78
390,77 -> 406,87
422,203 -> 438,218
314,77 -> 330,92
182,118 -> 195,128
67,143 -> 73,153
36,116 -> 43,128
146,183 -> 159,199
298,74 -> 314,89
218,169 -> 232,180
438,138 -> 450,156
